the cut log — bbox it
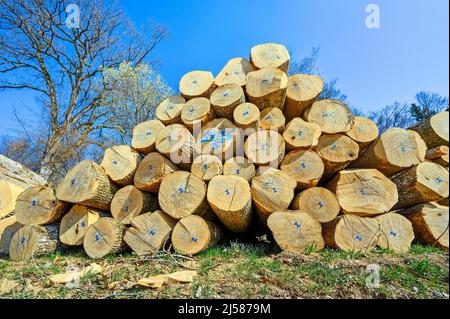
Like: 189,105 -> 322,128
346,117 -> 379,152
259,107 -> 286,132
246,67 -> 288,110
426,146 -> 449,167
0,216 -> 20,255
179,70 -> 216,100
0,154 -> 47,189
131,120 -> 165,154
251,169 -> 297,221
280,149 -> 324,190
437,197 -> 449,206
111,185 -> 159,225
304,99 -> 353,134
245,130 -> 285,166
316,134 -> 359,180
233,102 -> 260,131
158,171 -> 213,220
207,175 -> 252,233
250,43 -> 290,72
171,215 -> 222,255
155,95 -> 186,125
9,224 -> 59,262
134,152 -> 179,193
100,145 -> 142,186
409,111 -> 449,149
56,160 -> 119,211
391,162 -> 449,209
215,57 -> 255,87
155,124 -> 195,171
15,185 -> 70,226
223,156 -> 256,182
83,217 -> 127,259
348,128 -> 427,177
291,187 -> 340,223
322,215 -> 379,252
282,118 -> 321,152
0,180 -> 24,218
181,97 -> 215,131
267,211 -> 325,253
283,74 -> 324,122
398,202 -> 448,250
375,213 -> 414,253
59,205 -> 107,246
191,154 -> 223,183
210,84 -> 245,119
327,169 -> 398,216
124,210 -> 177,256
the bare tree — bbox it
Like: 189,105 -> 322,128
410,91 -> 449,122
368,102 -> 415,133
0,0 -> 167,184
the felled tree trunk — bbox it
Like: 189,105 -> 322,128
259,107 -> 286,132
244,130 -> 285,166
345,117 -> 379,152
246,67 -> 288,110
223,157 -> 256,182
156,124 -> 195,171
101,145 -> 142,186
131,120 -> 165,155
0,216 -> 20,255
280,149 -> 324,190
303,99 -> 353,134
0,154 -> 47,189
215,57 -> 255,87
179,70 -> 216,100
409,111 -> 449,149
233,102 -> 260,131
83,217 -> 127,259
250,43 -> 290,72
291,187 -> 340,223
191,154 -> 223,183
0,180 -> 24,218
181,97 -> 216,131
282,118 -> 321,152
134,152 -> 179,193
155,96 -> 186,125
375,213 -> 414,253
425,146 -> 449,167
210,84 -> 245,119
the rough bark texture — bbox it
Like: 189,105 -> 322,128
425,146 -> 449,167
409,111 -> 449,149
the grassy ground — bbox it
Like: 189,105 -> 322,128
0,242 -> 448,299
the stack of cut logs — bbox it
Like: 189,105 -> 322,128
1,43 -> 449,262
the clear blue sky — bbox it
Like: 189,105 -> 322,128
0,0 -> 448,135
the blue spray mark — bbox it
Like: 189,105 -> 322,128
149,229 -> 156,236
355,234 -> 363,241
146,130 -> 152,136
297,131 -> 304,137
20,237 -> 26,245
149,164 -> 153,171
95,232 -> 101,242
294,221 -> 301,230
318,201 -> 324,209
390,230 -> 397,237
272,187 -> 278,193
300,162 -> 307,169
71,179 -> 76,186
435,177 -> 443,184
360,189 -> 369,195
191,236 -> 198,242
32,200 -> 36,207
236,169 -> 241,175
243,111 -> 249,117
178,187 -> 186,193
225,189 -> 231,196
124,206 -> 129,213
202,164 -> 209,170
112,160 -> 118,165
80,221 -> 86,228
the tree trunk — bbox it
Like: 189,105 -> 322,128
346,116 -> 379,152
409,111 -> 449,149
155,95 -> 186,125
280,149 -> 324,190
0,154 -> 48,190
83,217 -> 127,259
245,130 -> 285,166
0,216 -> 20,255
282,118 -> 321,152
425,146 -> 449,167
259,107 -> 286,132
246,67 -> 288,110
291,187 -> 340,223
181,97 -> 216,131
134,152 -> 179,193
250,43 -> 290,72
179,70 -> 216,100
210,84 -> 245,119
375,213 -> 414,252
0,180 -> 24,218
131,120 -> 165,155
101,145 -> 142,186
215,57 -> 256,87
233,102 -> 260,131
223,157 -> 256,182
303,99 -> 353,134
191,154 -> 223,183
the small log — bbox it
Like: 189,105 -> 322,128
124,210 -> 177,256
246,67 -> 288,110
0,154 -> 47,189
191,154 -> 223,183
155,124 -> 195,170
9,224 -> 59,262
259,107 -> 286,132
250,43 -> 290,72
282,118 -> 321,152
391,162 -> 449,209
0,216 -> 20,255
267,211 -> 325,253
322,215 -> 379,252
398,202 -> 448,250
101,145 -> 142,186
245,130 -> 285,166
181,97 -> 215,131
131,120 -> 165,154
210,84 -> 245,119
316,134 -> 359,180
111,185 -> 159,225
426,146 -> 449,167
233,102 -> 260,130
291,187 -> 340,223
375,213 -> 414,253
348,128 -> 427,177
207,175 -> 252,233
327,169 -> 398,216
409,111 -> 449,149
134,152 -> 179,193
283,74 -> 323,122
15,185 -> 70,226
223,156 -> 256,182
304,99 -> 353,134
155,95 -> 186,125
280,149 -> 324,190
179,70 -> 216,100
56,160 -> 119,211
83,217 -> 127,259
0,180 -> 24,218
346,117 -> 379,152
215,57 -> 255,87
171,215 -> 222,255
59,205 -> 107,246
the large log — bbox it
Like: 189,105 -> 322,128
346,117 -> 379,152
215,57 -> 255,87
282,118 -> 321,152
233,102 -> 260,131
304,99 -> 353,134
259,107 -> 286,132
0,154 -> 47,189
267,211 -> 325,253
56,160 -> 119,211
280,149 -> 324,190
83,217 -> 127,259
223,156 -> 256,182
210,84 -> 245,119
100,145 -> 142,186
0,216 -> 20,255
409,111 -> 449,149
171,215 -> 222,255
131,120 -> 165,155
250,43 -> 290,72
348,128 -> 427,177
283,74 -> 323,122
207,175 -> 252,233
15,185 -> 70,226
191,154 -> 223,183
246,67 -> 288,110
9,224 -> 59,262
181,97 -> 215,131
134,152 -> 179,193
124,210 -> 177,256
327,169 -> 398,216
111,185 -> 159,225
375,213 -> 414,253
245,130 -> 285,166
179,70 -> 216,100
155,124 -> 195,170
391,162 -> 449,209
155,95 -> 186,125
291,187 -> 340,223
425,146 -> 449,167
0,180 -> 24,218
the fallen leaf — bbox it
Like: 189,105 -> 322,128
49,263 -> 103,284
137,270 -> 197,289
0,278 -> 21,295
